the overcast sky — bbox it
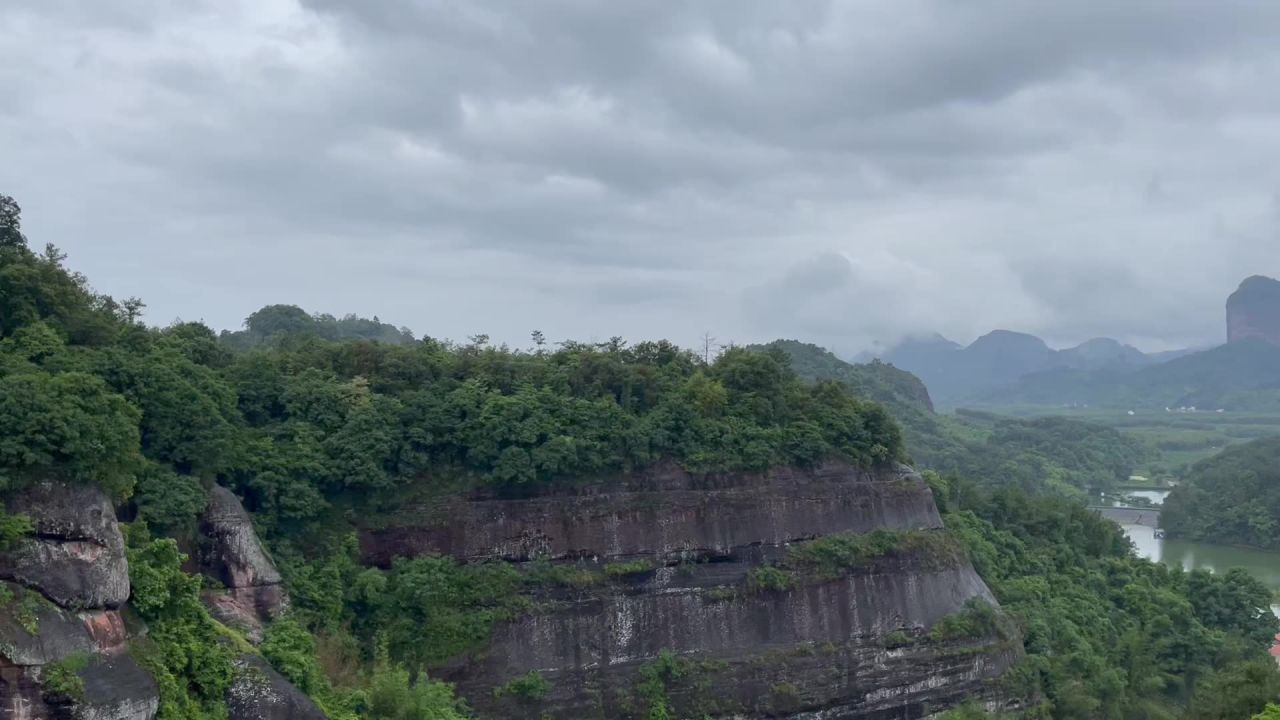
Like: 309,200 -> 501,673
3,1 -> 1280,356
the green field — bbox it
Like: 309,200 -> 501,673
960,405 -> 1280,481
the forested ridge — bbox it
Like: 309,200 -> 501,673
1162,436 -> 1280,549
0,194 -> 902,718
2,194 -> 1279,719
765,341 -> 1155,498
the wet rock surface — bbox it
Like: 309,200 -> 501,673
1,484 -> 130,610
0,482 -> 156,720
226,655 -> 325,720
0,583 -> 156,720
197,486 -> 287,642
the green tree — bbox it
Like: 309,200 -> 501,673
0,194 -> 25,249
0,370 -> 142,497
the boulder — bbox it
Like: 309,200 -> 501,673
226,655 -> 324,720
64,653 -> 159,720
197,487 -> 286,642
1,583 -> 157,720
0,583 -> 98,668
1,483 -> 130,610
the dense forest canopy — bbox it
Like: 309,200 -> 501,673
763,342 -> 1155,497
2,194 -> 1278,719
218,304 -> 417,350
1162,436 -> 1280,549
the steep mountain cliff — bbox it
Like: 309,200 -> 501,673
363,461 -> 1020,719
1227,275 -> 1280,346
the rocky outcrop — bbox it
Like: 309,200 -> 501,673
226,655 -> 325,720
0,583 -> 158,720
197,487 -> 286,642
367,462 -> 1018,718
1227,275 -> 1280,346
1,484 -> 130,610
0,481 -> 158,720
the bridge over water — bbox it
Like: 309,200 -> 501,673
1088,505 -> 1162,529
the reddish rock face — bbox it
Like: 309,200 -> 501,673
0,483 -> 131,610
361,461 -> 1019,718
359,462 -> 943,567
197,486 -> 288,643
1227,275 -> 1280,346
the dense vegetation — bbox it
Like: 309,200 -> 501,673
2,193 -> 1278,719
775,338 -> 1280,717
1162,436 -> 1280,549
767,342 -> 1154,497
0,195 -> 902,718
218,304 -> 416,350
937,476 -> 1280,719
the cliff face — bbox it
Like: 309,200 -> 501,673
362,462 -> 1019,719
1,482 -> 158,720
197,486 -> 288,644
1227,275 -> 1280,346
1,483 -> 317,720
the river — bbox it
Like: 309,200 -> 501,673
1106,489 -> 1280,617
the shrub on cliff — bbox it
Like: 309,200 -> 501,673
127,535 -> 236,720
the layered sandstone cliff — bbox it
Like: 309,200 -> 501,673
362,462 -> 1020,719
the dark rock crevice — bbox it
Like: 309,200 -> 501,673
195,486 -> 288,644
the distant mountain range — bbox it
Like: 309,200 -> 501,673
863,331 -> 1186,407
862,275 -> 1280,410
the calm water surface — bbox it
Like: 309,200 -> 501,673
1122,524 -> 1280,617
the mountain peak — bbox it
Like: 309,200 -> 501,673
1227,275 -> 1280,345
968,330 -> 1051,353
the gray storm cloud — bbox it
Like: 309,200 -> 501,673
2,0 -> 1279,353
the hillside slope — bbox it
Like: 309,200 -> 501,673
1162,436 -> 1280,549
981,339 -> 1280,410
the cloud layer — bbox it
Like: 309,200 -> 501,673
3,0 -> 1279,354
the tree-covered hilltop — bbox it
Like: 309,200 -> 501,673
218,304 -> 416,351
3,193 -> 1279,719
0,193 -> 903,717
1162,436 -> 1280,549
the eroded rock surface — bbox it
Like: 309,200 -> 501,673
226,655 -> 325,720
197,487 -> 287,642
372,462 -> 1018,718
0,582 -> 156,720
361,462 -> 942,566
1,483 -> 130,610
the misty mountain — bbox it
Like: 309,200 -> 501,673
967,275 -> 1280,410
981,338 -> 1280,410
872,330 -> 1165,407
756,339 -> 935,416
1227,274 -> 1280,345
